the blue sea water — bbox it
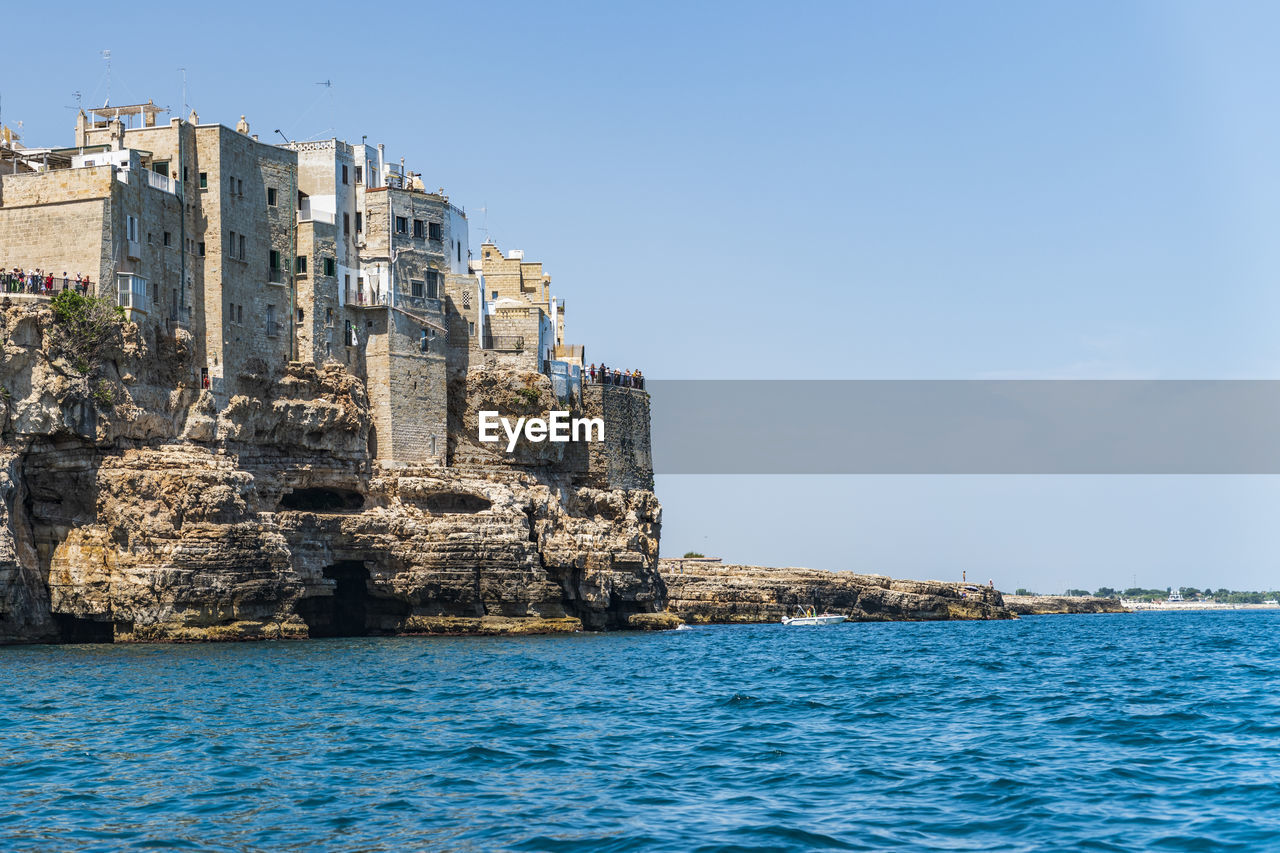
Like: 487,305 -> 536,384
2,612 -> 1280,851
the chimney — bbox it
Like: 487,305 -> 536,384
236,115 -> 250,135
110,118 -> 125,151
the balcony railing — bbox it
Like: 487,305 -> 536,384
298,209 -> 336,225
348,289 -> 389,307
145,169 -> 178,195
483,334 -> 525,352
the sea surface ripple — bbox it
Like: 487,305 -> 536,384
2,612 -> 1280,851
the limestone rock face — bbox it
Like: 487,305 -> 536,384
0,303 -> 663,643
661,561 -> 1013,623
1002,595 -> 1129,615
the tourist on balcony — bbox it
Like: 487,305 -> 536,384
61,273 -> 69,291
44,272 -> 53,294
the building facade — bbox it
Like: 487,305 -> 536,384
0,102 -> 617,470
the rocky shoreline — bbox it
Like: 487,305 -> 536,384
1002,595 -> 1129,615
660,560 -> 1013,623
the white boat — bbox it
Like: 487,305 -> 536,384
782,606 -> 847,626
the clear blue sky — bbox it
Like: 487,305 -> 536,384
5,1 -> 1279,592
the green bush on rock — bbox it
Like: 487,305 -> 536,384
48,289 -> 127,375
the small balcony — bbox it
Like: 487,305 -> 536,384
347,288 -> 389,308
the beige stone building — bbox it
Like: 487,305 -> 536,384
0,101 -> 623,470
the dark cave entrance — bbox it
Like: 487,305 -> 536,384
52,614 -> 115,644
296,561 -> 411,638
297,561 -> 370,637
278,488 -> 365,512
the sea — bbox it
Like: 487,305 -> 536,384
2,611 -> 1279,851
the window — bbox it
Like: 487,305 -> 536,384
238,304 -> 243,323
341,164 -> 349,185
228,231 -> 237,258
267,187 -> 277,206
297,307 -> 304,322
323,257 -> 336,277
269,250 -> 281,279
468,321 -> 475,336
354,166 -> 362,183
343,213 -> 350,236
147,232 -> 153,244
153,160 -> 169,176
237,178 -> 243,196
491,291 -> 498,299
199,172 -> 207,189
163,231 -> 172,247
239,234 -> 246,260
426,270 -> 440,299
229,175 -> 235,193
266,304 -> 277,337
296,255 -> 308,274
395,216 -> 408,234
356,212 -> 362,233
462,291 -> 471,309
413,219 -> 425,239
198,242 -> 205,257
411,279 -> 424,298
326,307 -> 333,327
127,216 -> 137,242
457,241 -> 462,262
429,221 -> 443,241
420,329 -> 429,352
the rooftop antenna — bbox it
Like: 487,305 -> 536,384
275,129 -> 291,144
478,204 -> 490,242
101,50 -> 111,107
179,68 -> 187,115
315,80 -> 332,88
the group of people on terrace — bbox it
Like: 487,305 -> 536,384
2,268 -> 94,296
588,364 -> 645,390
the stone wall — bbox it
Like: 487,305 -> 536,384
0,167 -> 114,286
583,384 -> 654,491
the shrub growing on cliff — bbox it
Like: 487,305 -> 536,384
683,551 -> 705,558
48,289 -> 126,375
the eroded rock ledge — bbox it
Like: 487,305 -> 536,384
1002,595 -> 1129,615
660,560 -> 1013,623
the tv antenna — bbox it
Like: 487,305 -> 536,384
101,50 -> 112,106
315,80 -> 332,88
179,67 -> 187,115
478,204 -> 490,242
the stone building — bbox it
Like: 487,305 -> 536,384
475,240 -> 584,371
0,102 -> 641,479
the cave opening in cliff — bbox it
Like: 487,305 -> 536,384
278,488 -> 365,512
297,561 -> 371,637
423,492 -> 492,514
52,614 -> 115,644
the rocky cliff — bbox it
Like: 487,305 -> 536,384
1002,595 -> 1129,615
661,560 -> 1013,623
0,301 -> 662,643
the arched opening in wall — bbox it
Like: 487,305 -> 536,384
278,488 -> 364,512
52,614 -> 115,644
296,561 -> 370,638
